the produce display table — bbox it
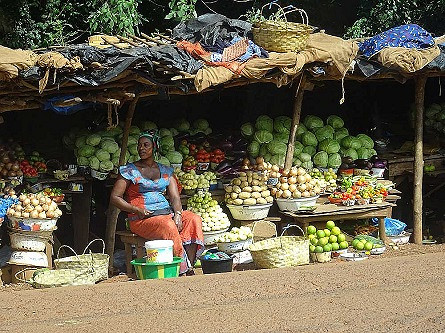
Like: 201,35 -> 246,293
280,201 -> 396,243
30,176 -> 92,253
180,189 -> 225,206
382,153 -> 445,179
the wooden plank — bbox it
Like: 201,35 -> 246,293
285,75 -> 306,170
71,181 -> 92,253
413,76 -> 427,244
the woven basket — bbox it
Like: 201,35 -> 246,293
14,267 -> 96,288
252,4 -> 312,53
54,239 -> 109,282
249,225 -> 309,269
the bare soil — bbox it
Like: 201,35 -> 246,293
1,244 -> 445,333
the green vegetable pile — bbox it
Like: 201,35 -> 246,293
242,114 -> 376,169
423,102 -> 445,134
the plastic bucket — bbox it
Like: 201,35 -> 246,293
131,257 -> 183,280
144,240 -> 173,263
199,251 -> 234,274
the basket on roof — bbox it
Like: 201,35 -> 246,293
252,4 -> 312,53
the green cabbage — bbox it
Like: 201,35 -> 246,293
301,161 -> 313,170
334,128 -> 349,141
248,141 -> 260,158
141,121 -> 157,131
166,151 -> 183,164
77,157 -> 89,166
318,139 -> 340,154
193,119 -> 209,131
255,115 -> 274,132
357,148 -> 371,159
254,130 -> 274,144
128,144 -> 138,156
159,128 -> 172,138
75,136 -> 87,149
78,145 -> 96,158
344,148 -> 358,160
426,107 -> 440,120
315,126 -> 334,142
89,156 -> 100,170
100,140 -> 119,154
369,149 -> 377,157
302,145 -> 316,157
350,137 -> 362,150
341,136 -> 358,149
112,156 -> 120,167
430,103 -> 442,111
293,141 -> 304,157
170,128 -> 179,137
100,161 -> 114,172
303,115 -> 324,131
293,158 -> 302,167
295,124 -> 307,140
241,123 -> 254,137
259,144 -> 268,157
263,153 -> 272,163
267,140 -> 287,155
299,152 -> 312,163
95,149 -> 111,162
174,119 -> 190,132
155,155 -> 171,166
129,126 -> 140,136
328,153 -> 342,168
204,128 -> 212,135
160,136 -> 175,152
301,132 -> 318,147
274,116 -> 292,133
274,132 -> 290,143
356,134 -> 374,149
270,154 -> 285,167
86,134 -> 101,147
313,151 -> 328,168
327,115 -> 344,129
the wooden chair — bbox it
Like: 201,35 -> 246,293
116,230 -> 147,278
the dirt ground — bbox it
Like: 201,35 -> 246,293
1,243 -> 445,333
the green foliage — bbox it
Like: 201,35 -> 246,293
165,0 -> 197,21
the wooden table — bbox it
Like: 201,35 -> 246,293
382,153 -> 445,179
280,202 -> 395,243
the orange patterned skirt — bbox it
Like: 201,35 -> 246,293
129,210 -> 204,274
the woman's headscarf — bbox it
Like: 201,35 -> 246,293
139,130 -> 161,159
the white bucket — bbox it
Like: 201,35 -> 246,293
144,240 -> 174,263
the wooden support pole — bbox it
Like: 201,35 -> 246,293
285,75 -> 306,170
413,76 -> 427,244
105,95 -> 140,274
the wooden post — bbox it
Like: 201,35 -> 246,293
105,95 -> 140,273
284,75 -> 306,170
413,77 -> 427,244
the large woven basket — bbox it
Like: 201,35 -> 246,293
54,239 -> 109,282
248,225 -> 309,269
14,267 -> 96,288
252,4 -> 312,53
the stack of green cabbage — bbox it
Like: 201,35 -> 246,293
63,122 -> 183,171
424,102 -> 445,134
173,118 -> 212,136
241,114 -> 376,169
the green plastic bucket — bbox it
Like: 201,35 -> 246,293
131,257 -> 183,280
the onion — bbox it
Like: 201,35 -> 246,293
5,162 -> 12,170
45,197 -> 52,205
19,194 -> 26,201
30,210 -> 39,219
31,198 -> 39,206
8,171 -> 16,177
282,169 -> 290,177
289,184 -> 297,192
25,205 -> 33,212
297,175 -> 306,184
42,204 -> 49,211
305,174 -> 312,182
16,170 -> 23,176
272,165 -> 279,172
38,211 -> 47,219
292,190 -> 302,198
1,169 -> 8,177
39,196 -> 46,205
13,211 -> 21,218
298,183 -> 307,192
7,208 -> 15,215
280,176 -> 288,184
11,164 -> 20,172
288,176 -> 297,184
276,190 -> 283,198
15,204 -> 23,212
289,168 -> 298,177
55,209 -> 62,217
23,198 -> 31,206
281,183 -> 289,191
1,156 -> 10,164
35,205 -> 43,213
302,191 -> 310,197
282,190 -> 292,199
46,211 -> 55,219
297,167 -> 305,176
22,212 -> 30,218
256,157 -> 264,165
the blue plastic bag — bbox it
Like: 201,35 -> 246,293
372,217 -> 406,236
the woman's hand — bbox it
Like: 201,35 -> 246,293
133,206 -> 152,220
174,214 -> 183,232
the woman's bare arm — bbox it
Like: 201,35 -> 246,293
167,176 -> 183,214
110,175 -> 147,216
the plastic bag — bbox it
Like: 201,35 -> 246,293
372,217 -> 406,236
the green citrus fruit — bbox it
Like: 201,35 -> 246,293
323,243 -> 332,252
326,220 -> 335,230
316,230 -> 326,238
308,234 -> 316,240
307,225 -> 317,235
329,235 -> 338,243
364,242 -> 373,251
352,239 -> 360,248
331,226 -> 341,236
355,241 -> 364,250
315,246 -> 324,253
318,237 -> 329,246
309,245 -> 316,252
310,237 -> 319,246
331,242 -> 340,251
323,229 -> 331,237
337,233 -> 346,243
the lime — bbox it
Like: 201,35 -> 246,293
355,241 -> 364,250
323,243 -> 332,252
337,233 -> 346,243
323,229 -> 331,237
318,237 -> 329,246
331,242 -> 340,251
329,235 -> 338,243
316,230 -> 326,238
308,234 -> 316,240
309,245 -> 316,253
339,241 -> 348,249
315,246 -> 324,253
326,220 -> 336,230
310,237 -> 319,246
331,226 -> 341,236
307,225 -> 317,235
364,242 -> 373,251
352,239 -> 360,248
